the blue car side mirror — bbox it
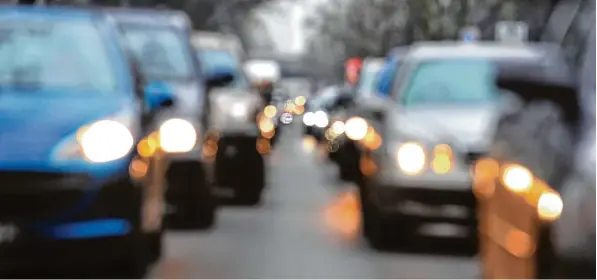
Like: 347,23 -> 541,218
144,81 -> 175,111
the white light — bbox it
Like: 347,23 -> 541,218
280,113 -> 293,124
344,117 -> 368,140
396,142 -> 426,175
159,119 -> 197,153
331,121 -> 345,135
231,103 -> 247,118
503,165 -> 533,192
303,112 -> 315,126
537,192 -> 563,221
314,110 -> 329,128
80,120 -> 134,163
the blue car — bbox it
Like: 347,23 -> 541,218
0,6 -> 174,275
106,8 -> 218,229
375,46 -> 409,97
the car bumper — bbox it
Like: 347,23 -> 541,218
0,172 -> 141,270
371,169 -> 476,225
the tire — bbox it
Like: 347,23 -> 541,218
235,152 -> 265,205
166,162 -> 216,230
146,229 -> 163,264
338,143 -> 361,183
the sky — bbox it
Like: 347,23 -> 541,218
257,0 -> 327,54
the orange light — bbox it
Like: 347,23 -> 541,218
431,144 -> 453,174
256,138 -> 271,154
129,157 -> 149,179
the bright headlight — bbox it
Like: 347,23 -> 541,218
396,142 -> 426,175
80,120 -> 134,163
303,112 -> 315,126
159,118 -> 197,153
314,110 -> 328,128
230,103 -> 248,118
537,192 -> 563,221
345,117 -> 368,140
502,164 -> 533,193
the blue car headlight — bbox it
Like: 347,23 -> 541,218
52,110 -> 138,163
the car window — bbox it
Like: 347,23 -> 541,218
357,62 -> 383,94
120,24 -> 194,82
400,59 -> 498,106
197,49 -> 248,89
0,18 -> 117,92
376,57 -> 400,96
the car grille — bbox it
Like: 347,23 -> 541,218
0,172 -> 91,223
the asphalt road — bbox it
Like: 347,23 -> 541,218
149,122 -> 479,279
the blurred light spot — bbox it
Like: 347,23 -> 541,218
360,156 -> 377,176
537,192 -> 563,221
504,229 -> 533,258
129,157 -> 149,179
473,158 -> 499,198
431,154 -> 451,174
263,105 -> 277,118
502,164 -> 533,193
261,128 -> 276,139
331,121 -> 345,135
302,137 -> 316,153
323,190 -> 361,241
202,140 -> 218,159
258,118 -> 275,133
137,138 -> 156,158
280,112 -> 293,124
256,138 -> 271,154
294,95 -> 306,106
293,105 -> 305,115
303,112 -> 315,126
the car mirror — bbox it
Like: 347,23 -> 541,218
144,81 -> 175,111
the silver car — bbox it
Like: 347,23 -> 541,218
196,47 -> 267,205
356,42 -> 564,250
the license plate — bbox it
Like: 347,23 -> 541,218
419,223 -> 467,237
0,223 -> 19,244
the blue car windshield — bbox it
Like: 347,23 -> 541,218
120,25 -> 194,82
197,49 -> 248,89
0,18 -> 117,91
400,59 -> 498,106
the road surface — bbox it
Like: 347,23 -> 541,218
150,122 -> 479,278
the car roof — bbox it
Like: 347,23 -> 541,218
0,5 -> 101,19
407,41 -> 560,61
103,7 -> 189,28
363,57 -> 384,66
387,46 -> 410,58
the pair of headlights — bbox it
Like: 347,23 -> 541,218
303,111 -> 329,128
74,118 -> 197,163
396,142 -> 454,175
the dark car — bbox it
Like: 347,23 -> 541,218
475,11 -> 595,279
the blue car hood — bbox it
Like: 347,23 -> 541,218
0,91 -> 134,164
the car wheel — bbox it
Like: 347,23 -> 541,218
235,151 -> 265,205
166,162 -> 216,230
146,229 -> 163,264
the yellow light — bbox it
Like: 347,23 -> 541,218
263,105 -> 277,118
397,142 -> 425,175
502,164 -> 533,193
256,138 -> 271,154
294,96 -> 306,106
537,192 -> 563,221
431,144 -> 453,174
259,118 -> 275,133
431,154 -> 451,174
